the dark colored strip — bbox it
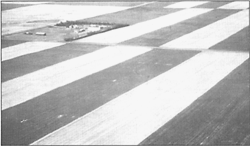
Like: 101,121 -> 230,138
1,3 -> 32,11
210,27 -> 249,52
195,1 -> 231,9
1,39 -> 27,49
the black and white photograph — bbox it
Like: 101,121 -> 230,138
1,0 -> 249,145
